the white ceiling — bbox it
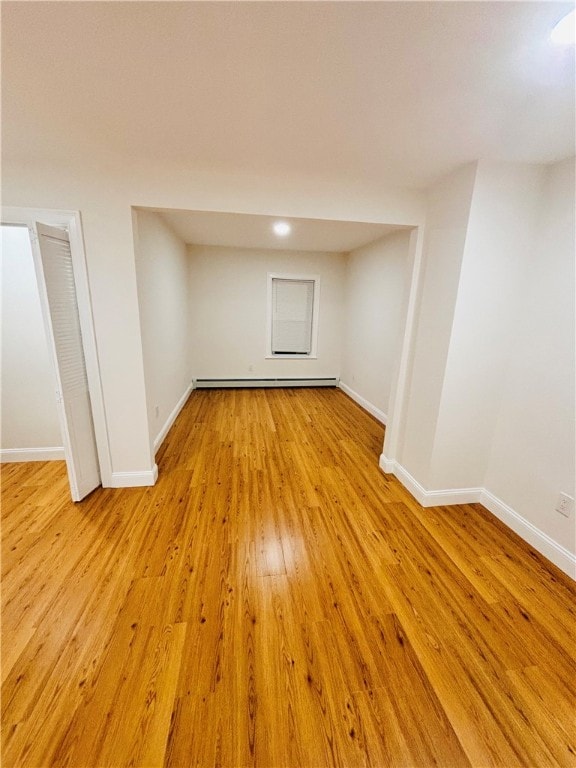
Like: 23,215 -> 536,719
146,208 -> 404,252
2,1 -> 574,189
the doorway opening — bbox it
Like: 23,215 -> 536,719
132,206 -> 423,473
1,208 -> 112,500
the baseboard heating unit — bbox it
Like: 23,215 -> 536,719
194,378 -> 339,389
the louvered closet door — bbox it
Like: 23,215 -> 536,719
36,223 -> 100,500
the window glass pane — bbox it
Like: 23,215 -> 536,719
272,278 -> 314,354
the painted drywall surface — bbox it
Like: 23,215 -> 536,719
1,225 -> 62,449
399,163 -> 478,485
341,230 -> 411,416
188,244 -> 345,379
1,167 -> 156,475
2,157 -> 425,476
429,162 -> 544,489
484,159 -> 575,553
79,191 -> 154,476
134,210 -> 192,452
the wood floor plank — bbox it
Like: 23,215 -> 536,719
2,387 -> 575,767
505,665 -> 576,766
405,502 -> 519,604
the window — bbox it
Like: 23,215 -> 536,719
266,273 -> 320,358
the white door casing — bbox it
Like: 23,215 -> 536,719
33,222 -> 100,500
1,206 -> 112,491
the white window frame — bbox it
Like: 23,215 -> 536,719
266,272 -> 321,359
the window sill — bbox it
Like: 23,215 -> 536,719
266,354 -> 318,360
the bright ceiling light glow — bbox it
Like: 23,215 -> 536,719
551,9 -> 575,45
273,221 -> 291,237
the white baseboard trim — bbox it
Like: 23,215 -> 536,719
109,464 -> 158,488
379,455 -> 575,580
0,447 -> 65,463
480,489 -> 576,579
379,454 -> 396,474
379,455 -> 481,506
339,382 -> 387,425
153,383 -> 194,454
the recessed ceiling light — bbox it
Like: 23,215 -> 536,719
551,9 -> 575,45
273,221 -> 291,237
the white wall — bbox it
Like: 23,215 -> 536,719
484,159 -> 575,554
2,156 -> 425,477
341,230 -> 412,419
133,210 -> 192,452
391,158 -> 575,569
1,225 -> 62,453
399,163 -> 478,485
429,162 -> 544,489
188,245 -> 345,380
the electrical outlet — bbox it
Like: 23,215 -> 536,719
555,493 -> 574,518
155,405 -> 160,419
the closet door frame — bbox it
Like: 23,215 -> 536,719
2,206 -> 112,489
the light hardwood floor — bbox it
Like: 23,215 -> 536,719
2,387 -> 575,767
